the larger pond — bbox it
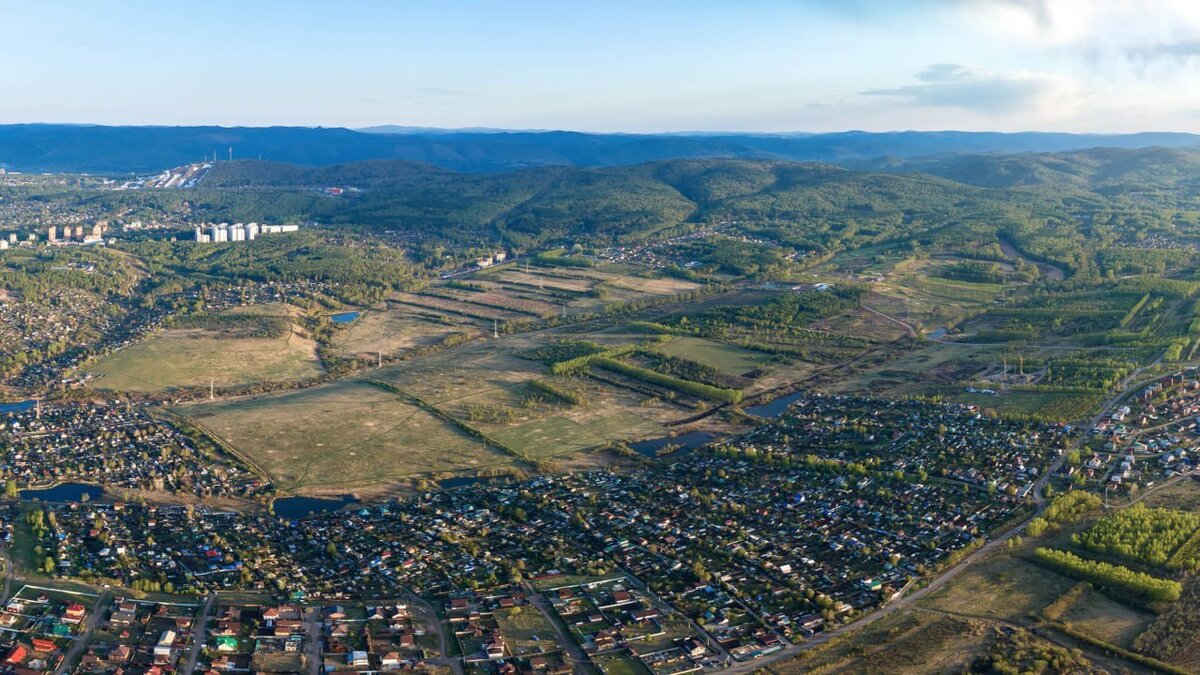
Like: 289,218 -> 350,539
745,390 -> 806,419
0,400 -> 36,414
330,312 -> 360,324
629,431 -> 716,458
20,482 -> 103,502
273,495 -> 358,519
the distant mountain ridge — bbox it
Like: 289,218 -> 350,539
857,146 -> 1200,191
0,123 -> 1198,174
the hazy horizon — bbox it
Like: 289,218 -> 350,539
5,1 -> 1200,134
2,123 -> 1200,138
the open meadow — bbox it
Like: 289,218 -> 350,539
89,304 -> 323,392
175,379 -> 518,492
655,335 -> 772,376
473,261 -> 705,315
332,300 -> 482,361
371,331 -> 701,462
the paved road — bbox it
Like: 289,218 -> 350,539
52,591 -> 108,675
403,590 -> 463,675
523,584 -> 594,675
304,604 -> 323,675
180,594 -> 215,675
0,550 -> 13,605
620,572 -> 733,666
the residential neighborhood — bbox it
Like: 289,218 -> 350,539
0,389 -> 1076,673
2,404 -> 270,499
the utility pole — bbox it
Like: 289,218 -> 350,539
378,352 -> 382,369
210,378 -> 215,401
493,319 -> 499,339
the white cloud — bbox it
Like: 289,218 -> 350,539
862,63 -> 1079,115
959,0 -> 1200,58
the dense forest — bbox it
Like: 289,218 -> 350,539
8,150 -> 1200,291
3,125 -> 1199,173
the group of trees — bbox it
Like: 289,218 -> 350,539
1072,503 -> 1200,568
662,286 -> 866,361
527,378 -> 585,406
933,260 -> 1010,285
591,356 -> 744,404
976,629 -> 1094,675
118,232 -> 420,304
0,247 -> 142,300
632,350 -> 744,389
1134,580 -> 1200,662
1031,547 -> 1181,604
1026,491 -> 1102,537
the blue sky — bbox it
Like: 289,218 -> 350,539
2,0 -> 1200,132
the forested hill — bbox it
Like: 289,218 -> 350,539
166,158 -> 1037,251
858,146 -> 1200,192
2,124 -> 1200,174
25,152 -> 1197,283
199,159 -> 455,189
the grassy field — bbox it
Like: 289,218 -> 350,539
809,305 -> 913,343
489,411 -> 662,460
919,552 -> 1078,622
493,606 -> 560,656
529,575 -> 625,591
90,305 -> 322,392
655,336 -> 772,376
168,315 -> 725,492
766,611 -> 996,675
225,303 -> 296,317
334,301 -> 480,360
943,388 -> 1104,421
372,333 -> 688,461
473,262 -> 703,316
825,341 -> 995,396
592,653 -> 651,675
1058,586 -> 1155,650
854,257 -> 1007,336
252,653 -> 304,673
1140,477 -> 1200,511
828,615 -> 992,674
176,379 -> 517,492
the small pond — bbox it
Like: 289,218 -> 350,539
745,390 -> 806,419
20,483 -> 103,502
274,495 -> 358,519
0,400 -> 36,414
629,431 -> 716,458
330,312 -> 360,324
